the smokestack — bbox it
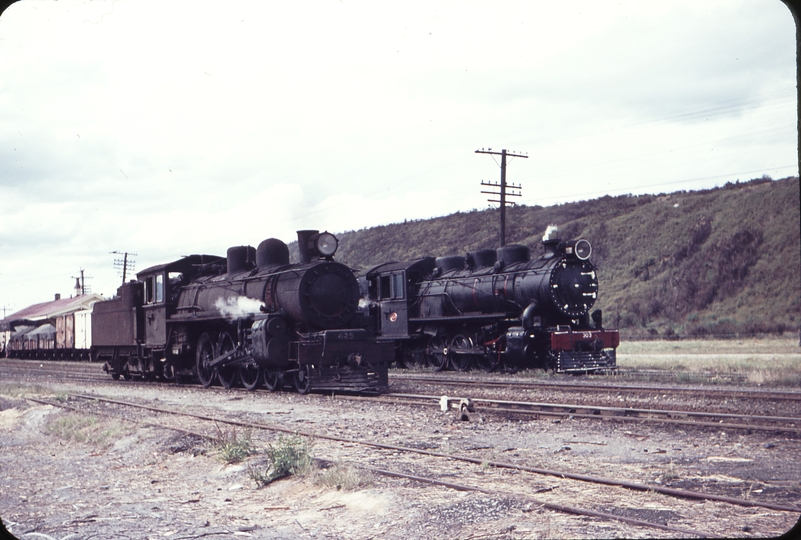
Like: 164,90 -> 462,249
55,293 -> 61,301
296,230 -> 319,264
542,239 -> 560,259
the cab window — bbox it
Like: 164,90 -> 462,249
379,272 -> 405,300
391,272 -> 404,299
379,276 -> 391,299
155,274 -> 164,303
145,277 -> 154,304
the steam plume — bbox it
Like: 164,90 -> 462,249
215,296 -> 264,320
543,224 -> 558,241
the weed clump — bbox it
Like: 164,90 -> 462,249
248,434 -> 313,487
212,425 -> 256,464
315,462 -> 372,491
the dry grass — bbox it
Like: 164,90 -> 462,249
617,338 -> 801,386
0,383 -> 50,397
44,412 -> 128,445
314,462 -> 373,491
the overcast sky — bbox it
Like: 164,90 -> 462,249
0,0 -> 797,314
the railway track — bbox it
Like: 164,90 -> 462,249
391,373 -> 801,402
4,359 -> 800,434
0,359 -> 107,382
4,359 -> 800,402
27,391 -> 801,537
377,393 -> 801,434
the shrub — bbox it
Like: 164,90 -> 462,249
248,434 -> 314,487
212,425 -> 256,464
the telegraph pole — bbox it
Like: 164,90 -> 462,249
111,251 -> 137,285
476,148 -> 528,246
71,268 -> 92,295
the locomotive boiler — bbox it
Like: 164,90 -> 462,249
364,232 -> 618,372
92,230 -> 392,393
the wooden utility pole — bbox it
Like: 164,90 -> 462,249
111,251 -> 137,284
71,268 -> 92,295
476,148 -> 527,246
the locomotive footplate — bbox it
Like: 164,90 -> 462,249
296,329 -> 393,392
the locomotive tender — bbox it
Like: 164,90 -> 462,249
91,230 -> 392,393
364,232 -> 619,372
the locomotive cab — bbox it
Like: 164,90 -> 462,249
365,258 -> 436,339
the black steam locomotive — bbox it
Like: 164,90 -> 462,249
91,230 -> 392,393
363,233 -> 618,372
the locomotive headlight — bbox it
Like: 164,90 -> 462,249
313,231 -> 339,257
574,239 -> 592,260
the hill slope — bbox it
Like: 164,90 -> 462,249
329,176 -> 800,337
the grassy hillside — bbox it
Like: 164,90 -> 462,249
327,176 -> 800,338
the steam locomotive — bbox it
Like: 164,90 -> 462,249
91,230 -> 392,393
363,232 -> 619,372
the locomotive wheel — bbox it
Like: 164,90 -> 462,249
294,365 -> 312,394
401,353 -> 424,369
216,332 -> 240,389
263,369 -> 283,392
399,345 -> 424,369
239,364 -> 261,391
195,332 -> 217,387
544,350 -> 559,372
449,334 -> 474,372
425,335 -> 448,372
474,353 -> 497,372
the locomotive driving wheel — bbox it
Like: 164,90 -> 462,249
216,331 -> 240,389
195,332 -> 217,387
239,363 -> 261,391
263,368 -> 283,392
474,352 -> 497,372
449,334 -> 475,372
425,335 -> 448,372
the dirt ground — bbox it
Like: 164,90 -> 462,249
1,377 -> 800,539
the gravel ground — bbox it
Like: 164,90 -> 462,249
1,376 -> 800,539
